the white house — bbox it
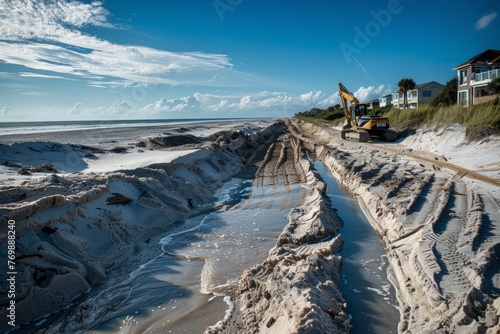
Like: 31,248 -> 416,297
453,49 -> 500,107
378,94 -> 393,107
392,81 -> 444,109
365,99 -> 380,110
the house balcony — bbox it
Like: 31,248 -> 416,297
473,69 -> 500,85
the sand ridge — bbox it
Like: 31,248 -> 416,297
288,118 -> 500,333
209,134 -> 349,333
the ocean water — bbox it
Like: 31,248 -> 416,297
0,118 -> 250,136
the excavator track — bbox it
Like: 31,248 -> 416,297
341,128 -> 369,142
371,128 -> 398,141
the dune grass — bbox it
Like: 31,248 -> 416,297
293,115 -> 338,124
383,101 -> 500,129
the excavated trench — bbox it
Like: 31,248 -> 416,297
313,160 -> 400,333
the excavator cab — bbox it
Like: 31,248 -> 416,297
351,104 -> 370,127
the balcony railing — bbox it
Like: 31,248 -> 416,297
474,69 -> 500,82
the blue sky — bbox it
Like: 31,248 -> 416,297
0,0 -> 499,121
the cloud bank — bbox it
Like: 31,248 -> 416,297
0,0 -> 244,87
70,84 -> 390,118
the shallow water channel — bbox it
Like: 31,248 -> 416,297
70,179 -> 308,333
314,161 -> 400,333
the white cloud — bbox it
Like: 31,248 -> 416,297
353,85 -> 391,102
115,101 -> 132,114
208,86 -> 390,113
20,72 -> 73,80
62,84 -> 390,119
68,102 -> 83,115
476,12 -> 498,30
1,107 -> 12,116
0,0 -> 245,87
143,95 -> 202,113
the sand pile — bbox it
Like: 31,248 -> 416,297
206,134 -> 349,334
0,121 -> 287,332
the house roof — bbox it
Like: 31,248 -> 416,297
453,49 -> 500,70
392,81 -> 443,94
414,81 -> 443,89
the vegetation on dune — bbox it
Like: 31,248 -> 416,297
431,77 -> 457,107
294,104 -> 344,124
384,101 -> 500,129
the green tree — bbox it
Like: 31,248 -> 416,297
398,78 -> 416,110
431,77 -> 458,107
487,77 -> 500,99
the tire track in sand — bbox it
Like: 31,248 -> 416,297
287,118 -> 500,333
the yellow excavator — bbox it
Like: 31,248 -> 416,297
338,83 -> 397,142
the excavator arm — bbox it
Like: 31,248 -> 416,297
338,83 -> 359,127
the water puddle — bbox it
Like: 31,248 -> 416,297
314,161 -> 400,333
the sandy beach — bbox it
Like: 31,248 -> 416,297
1,118 -> 499,333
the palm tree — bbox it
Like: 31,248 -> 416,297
398,78 -> 416,109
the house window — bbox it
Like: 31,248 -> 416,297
423,91 -> 432,97
407,92 -> 412,99
475,87 -> 491,97
459,70 -> 467,85
459,91 -> 468,106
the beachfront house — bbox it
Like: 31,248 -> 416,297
365,99 -> 380,110
391,81 -> 444,109
453,49 -> 500,107
378,94 -> 393,107
306,108 -> 322,116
